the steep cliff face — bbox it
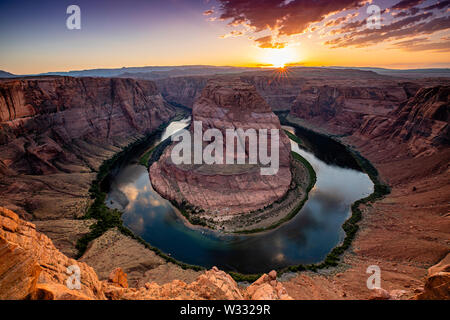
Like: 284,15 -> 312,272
155,77 -> 208,108
356,86 -> 449,156
0,77 -> 175,221
150,80 -> 292,217
0,77 -> 175,175
154,71 -> 432,119
281,79 -> 449,300
239,75 -> 306,111
155,74 -> 305,111
0,207 -> 292,300
0,207 -> 105,300
327,85 -> 449,300
289,83 -> 416,134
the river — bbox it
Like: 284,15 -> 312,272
106,117 -> 373,274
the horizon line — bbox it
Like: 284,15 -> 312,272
2,64 -> 450,77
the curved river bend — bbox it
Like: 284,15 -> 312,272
106,118 -> 373,274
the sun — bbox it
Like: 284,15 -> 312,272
260,47 -> 300,69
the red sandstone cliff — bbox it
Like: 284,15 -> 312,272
150,80 -> 292,216
1,72 -> 448,300
155,74 -> 305,111
356,86 -> 449,157
285,84 -> 449,300
0,77 -> 175,220
0,76 -> 174,175
289,83 -> 417,134
1,205 -> 447,300
153,68 -> 433,114
155,76 -> 209,108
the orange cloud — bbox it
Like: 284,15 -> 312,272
255,35 -> 287,49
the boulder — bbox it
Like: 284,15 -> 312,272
108,268 -> 128,288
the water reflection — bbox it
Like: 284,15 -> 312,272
106,119 -> 373,273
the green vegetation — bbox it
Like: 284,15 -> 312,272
284,129 -> 303,146
292,151 -> 316,193
75,113 -> 203,271
139,112 -> 188,168
138,146 -> 155,167
171,199 -> 209,227
76,121 -> 174,257
272,119 -> 391,275
227,272 -> 262,283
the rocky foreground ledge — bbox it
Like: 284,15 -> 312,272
1,206 -> 447,300
0,207 -> 292,300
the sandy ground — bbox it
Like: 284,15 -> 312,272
79,228 -> 201,287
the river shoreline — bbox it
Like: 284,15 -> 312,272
147,146 -> 317,234
150,151 -> 316,235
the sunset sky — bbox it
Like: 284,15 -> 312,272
0,0 -> 449,74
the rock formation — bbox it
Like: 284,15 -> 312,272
290,84 -> 413,134
356,86 -> 449,156
79,227 -> 200,287
415,253 -> 450,300
0,76 -> 174,175
245,270 -> 292,300
155,76 -> 209,108
150,80 -> 292,217
0,206 -> 292,300
153,68 -> 444,114
285,83 -> 450,300
0,206 -> 105,300
0,76 -> 175,221
155,73 -> 305,111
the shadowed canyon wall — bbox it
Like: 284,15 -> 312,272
0,77 -> 175,220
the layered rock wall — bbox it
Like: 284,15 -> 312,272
0,77 -> 175,220
0,77 -> 174,175
356,86 -> 449,156
150,80 -> 292,216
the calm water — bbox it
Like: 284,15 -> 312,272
106,118 -> 373,274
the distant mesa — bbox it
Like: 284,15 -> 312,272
0,70 -> 16,78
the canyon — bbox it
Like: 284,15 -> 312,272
0,68 -> 448,300
151,68 -> 440,111
283,84 -> 449,299
0,76 -> 175,221
0,76 -> 206,285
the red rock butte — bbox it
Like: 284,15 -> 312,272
150,80 -> 292,216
